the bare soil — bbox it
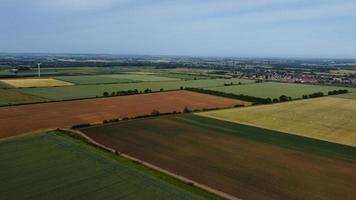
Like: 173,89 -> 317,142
0,90 -> 243,138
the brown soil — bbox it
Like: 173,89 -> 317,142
81,115 -> 356,200
0,90 -> 243,138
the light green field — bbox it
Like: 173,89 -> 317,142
102,74 -> 180,82
11,78 -> 251,101
0,82 -> 11,89
207,82 -> 354,99
0,131 -> 215,200
157,73 -> 211,80
55,75 -> 137,85
336,91 -> 356,99
0,89 -> 47,105
198,97 -> 356,147
331,69 -> 356,75
0,67 -> 135,77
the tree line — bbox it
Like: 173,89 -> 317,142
103,88 -> 164,97
185,87 -> 274,104
302,89 -> 348,99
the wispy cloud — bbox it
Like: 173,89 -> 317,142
0,0 -> 355,58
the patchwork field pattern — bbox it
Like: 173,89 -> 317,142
54,75 -> 137,85
81,114 -> 356,200
0,78 -> 73,88
199,97 -> 356,147
0,90 -> 244,138
12,78 -> 250,101
207,82 -> 354,99
102,74 -> 180,82
156,73 -> 212,80
0,131 -> 209,200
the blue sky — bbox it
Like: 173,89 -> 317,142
1,0 -> 356,58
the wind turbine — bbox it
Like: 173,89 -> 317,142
37,63 -> 41,78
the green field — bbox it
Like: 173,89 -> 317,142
81,114 -> 356,200
199,96 -> 356,147
336,91 -> 356,99
0,89 -> 47,105
0,67 -> 138,77
0,131 -> 217,200
207,81 -> 354,99
0,82 -> 11,89
11,78 -> 251,101
55,75 -> 138,85
157,73 -> 212,80
102,74 -> 180,82
331,69 -> 356,75
53,74 -> 204,85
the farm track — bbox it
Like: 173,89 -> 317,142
74,129 -> 239,200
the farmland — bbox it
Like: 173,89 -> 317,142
0,82 -> 11,89
207,81 -> 354,99
102,74 -> 180,82
199,97 -> 356,147
54,75 -> 137,85
0,66 -> 139,77
0,90 -> 244,138
0,78 -> 73,88
337,92 -> 356,99
56,74 -> 180,85
156,73 -> 211,80
0,131 -> 213,200
81,114 -> 356,200
10,78 -> 252,101
0,89 -> 47,105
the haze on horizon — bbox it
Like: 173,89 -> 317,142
1,0 -> 356,59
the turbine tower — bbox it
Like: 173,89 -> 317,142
37,63 -> 41,77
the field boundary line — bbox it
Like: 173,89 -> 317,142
195,111 -> 356,148
68,129 -> 240,200
0,128 -> 56,142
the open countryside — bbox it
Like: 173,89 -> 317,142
0,131 -> 214,200
2,1 -> 356,198
0,78 -> 73,88
199,97 -> 356,147
207,81 -> 356,99
80,114 -> 356,200
0,90 -> 244,138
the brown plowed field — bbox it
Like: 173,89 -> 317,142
81,115 -> 356,200
0,90 -> 244,138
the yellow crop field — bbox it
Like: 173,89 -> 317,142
0,78 -> 73,88
198,97 -> 356,147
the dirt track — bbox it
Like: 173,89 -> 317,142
71,129 -> 239,200
0,90 -> 244,138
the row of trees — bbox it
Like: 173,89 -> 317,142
223,82 -> 242,86
328,89 -> 349,95
302,89 -> 348,99
71,107 -> 191,129
302,92 -> 324,99
103,88 -> 164,97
